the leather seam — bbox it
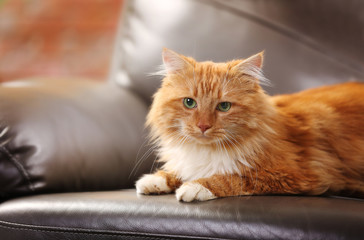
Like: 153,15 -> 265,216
0,146 -> 35,192
0,220 -> 225,240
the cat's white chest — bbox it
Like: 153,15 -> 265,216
160,144 -> 241,182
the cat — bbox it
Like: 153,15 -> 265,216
135,48 -> 364,202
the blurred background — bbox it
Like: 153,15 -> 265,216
0,0 -> 123,82
1,0 -> 363,93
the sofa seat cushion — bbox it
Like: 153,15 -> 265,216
0,189 -> 363,240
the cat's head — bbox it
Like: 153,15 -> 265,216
147,48 -> 272,149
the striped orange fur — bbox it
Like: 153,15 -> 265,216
135,48 -> 364,202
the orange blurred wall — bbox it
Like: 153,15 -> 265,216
0,0 -> 123,82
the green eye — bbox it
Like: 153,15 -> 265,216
183,98 -> 197,109
217,102 -> 231,112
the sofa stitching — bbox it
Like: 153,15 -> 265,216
0,221 -> 163,240
0,220 -> 225,240
0,145 -> 35,192
0,227 -> 162,239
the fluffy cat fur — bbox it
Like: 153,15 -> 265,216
136,48 -> 364,202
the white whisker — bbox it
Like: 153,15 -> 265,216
129,144 -> 158,179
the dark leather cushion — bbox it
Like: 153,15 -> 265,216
0,79 -> 153,199
110,0 -> 364,103
0,189 -> 363,240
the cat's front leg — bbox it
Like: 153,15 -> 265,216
176,174 -> 249,202
176,172 -> 311,202
136,170 -> 182,195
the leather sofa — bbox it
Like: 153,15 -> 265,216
1,0 -> 364,239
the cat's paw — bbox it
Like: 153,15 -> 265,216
176,182 -> 216,202
136,174 -> 172,195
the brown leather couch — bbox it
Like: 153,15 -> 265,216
1,1 -> 364,239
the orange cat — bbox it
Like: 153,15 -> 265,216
135,48 -> 364,202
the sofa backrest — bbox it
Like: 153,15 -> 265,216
110,0 -> 364,103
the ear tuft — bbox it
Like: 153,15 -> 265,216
162,48 -> 188,75
235,51 -> 270,86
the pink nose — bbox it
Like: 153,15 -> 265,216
198,124 -> 211,133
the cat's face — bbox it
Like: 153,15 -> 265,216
147,49 -> 269,148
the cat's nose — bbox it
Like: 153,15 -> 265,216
198,124 -> 211,133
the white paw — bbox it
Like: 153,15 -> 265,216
176,182 -> 216,202
135,174 -> 172,195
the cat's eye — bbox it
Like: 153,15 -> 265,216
183,98 -> 197,109
217,102 -> 231,112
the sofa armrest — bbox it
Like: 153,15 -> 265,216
0,78 -> 153,199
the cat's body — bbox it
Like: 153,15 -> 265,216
136,49 -> 364,202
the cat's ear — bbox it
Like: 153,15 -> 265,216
234,51 -> 270,86
241,51 -> 264,69
162,48 -> 190,75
